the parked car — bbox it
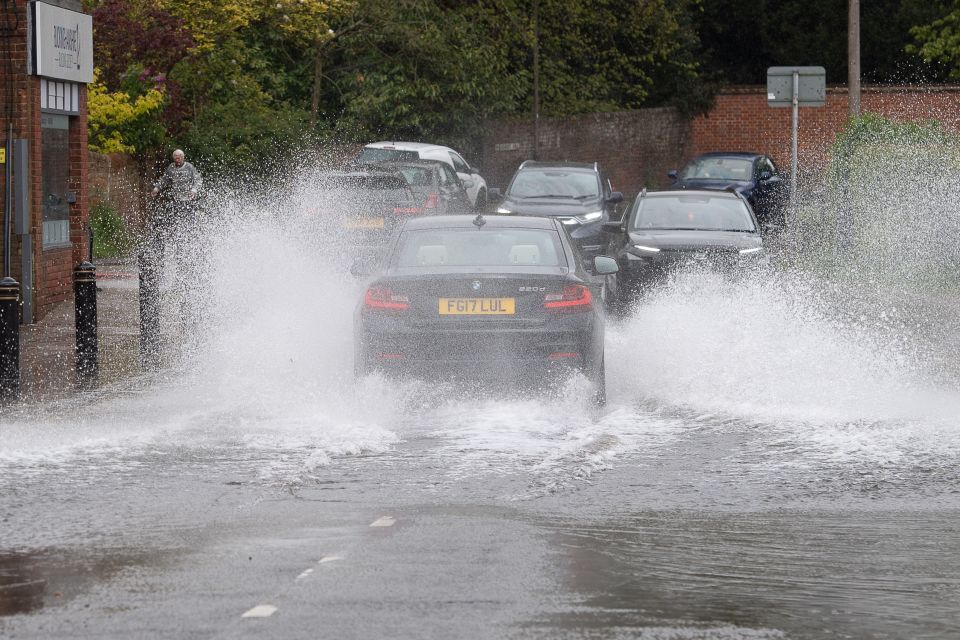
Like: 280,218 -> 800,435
356,141 -> 489,211
375,160 -> 472,215
353,213 -> 618,405
305,168 -> 421,254
667,152 -> 788,228
602,189 -> 766,310
488,161 -> 624,265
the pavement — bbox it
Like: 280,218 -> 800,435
13,259 -> 141,405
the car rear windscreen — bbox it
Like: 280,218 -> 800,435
394,228 -> 566,268
633,195 -> 756,232
357,148 -> 420,163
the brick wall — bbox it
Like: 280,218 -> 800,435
481,85 -> 960,196
690,85 -> 960,173
480,108 -> 690,196
89,151 -> 149,231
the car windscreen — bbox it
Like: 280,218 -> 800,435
314,174 -> 416,207
394,228 -> 567,267
681,157 -> 753,181
632,195 -> 756,232
508,170 -> 599,199
356,148 -> 420,163
394,166 -> 436,188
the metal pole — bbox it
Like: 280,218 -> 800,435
848,0 -> 861,117
790,71 -> 799,209
74,261 -> 98,384
532,0 -> 540,161
4,124 -> 12,278
0,276 -> 19,401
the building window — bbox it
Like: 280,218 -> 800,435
41,113 -> 71,247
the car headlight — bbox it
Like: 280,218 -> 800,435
496,206 -> 513,214
739,247 -> 763,255
633,244 -> 661,253
575,210 -> 603,224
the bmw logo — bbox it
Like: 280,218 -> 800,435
470,280 -> 482,292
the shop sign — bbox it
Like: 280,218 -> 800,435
30,2 -> 94,84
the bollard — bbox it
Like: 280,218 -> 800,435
138,241 -> 162,370
74,262 -> 98,384
0,277 -> 20,401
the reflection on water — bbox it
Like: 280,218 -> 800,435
0,553 -> 46,616
542,511 -> 960,640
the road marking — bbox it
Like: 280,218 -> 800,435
369,516 -> 396,527
318,555 -> 341,563
241,604 -> 277,618
295,568 -> 314,581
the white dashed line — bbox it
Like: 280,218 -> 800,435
241,604 -> 278,618
318,555 -> 341,564
370,516 -> 396,527
295,568 -> 314,581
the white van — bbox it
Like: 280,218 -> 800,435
357,141 -> 489,210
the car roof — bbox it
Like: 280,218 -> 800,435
401,214 -> 558,231
646,189 -> 743,200
364,141 -> 450,152
518,160 -> 597,172
692,152 -> 762,160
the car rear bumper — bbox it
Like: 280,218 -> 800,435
355,326 -> 598,381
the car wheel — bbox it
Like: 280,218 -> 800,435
474,188 -> 487,212
592,356 -> 606,407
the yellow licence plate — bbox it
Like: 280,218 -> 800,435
439,298 -> 516,315
343,216 -> 385,229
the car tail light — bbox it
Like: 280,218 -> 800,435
424,192 -> 439,209
393,206 -> 425,215
364,286 -> 410,311
544,285 -> 592,311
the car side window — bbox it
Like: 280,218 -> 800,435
759,157 -> 776,176
440,164 -> 459,186
449,152 -> 471,174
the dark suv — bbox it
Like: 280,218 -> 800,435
489,161 -> 623,263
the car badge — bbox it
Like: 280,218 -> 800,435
471,280 -> 482,292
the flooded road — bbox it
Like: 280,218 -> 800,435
2,186 -> 960,638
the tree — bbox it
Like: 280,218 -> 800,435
908,4 -> 960,79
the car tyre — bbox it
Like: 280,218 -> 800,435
592,356 -> 606,407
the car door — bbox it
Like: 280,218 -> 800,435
438,163 -> 470,213
752,156 -> 786,225
448,151 -> 480,207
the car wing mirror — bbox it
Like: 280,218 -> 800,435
593,256 -> 619,275
601,221 -> 624,233
667,170 -> 678,180
759,171 -> 772,181
350,258 -> 376,278
606,191 -> 623,204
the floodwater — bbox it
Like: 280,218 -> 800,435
2,164 -> 960,638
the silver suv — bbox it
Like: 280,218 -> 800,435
357,141 -> 489,211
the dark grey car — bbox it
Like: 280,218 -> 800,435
489,161 -> 624,265
354,214 -> 618,404
602,190 -> 767,310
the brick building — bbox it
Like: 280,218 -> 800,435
0,0 -> 93,324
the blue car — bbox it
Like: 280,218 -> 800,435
668,152 -> 788,228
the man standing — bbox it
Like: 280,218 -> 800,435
140,149 -> 205,369
152,149 -> 202,205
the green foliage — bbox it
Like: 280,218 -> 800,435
90,201 -> 132,259
831,112 -> 955,181
87,70 -> 167,154
909,7 -> 960,79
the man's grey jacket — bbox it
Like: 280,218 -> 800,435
154,161 -> 203,202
